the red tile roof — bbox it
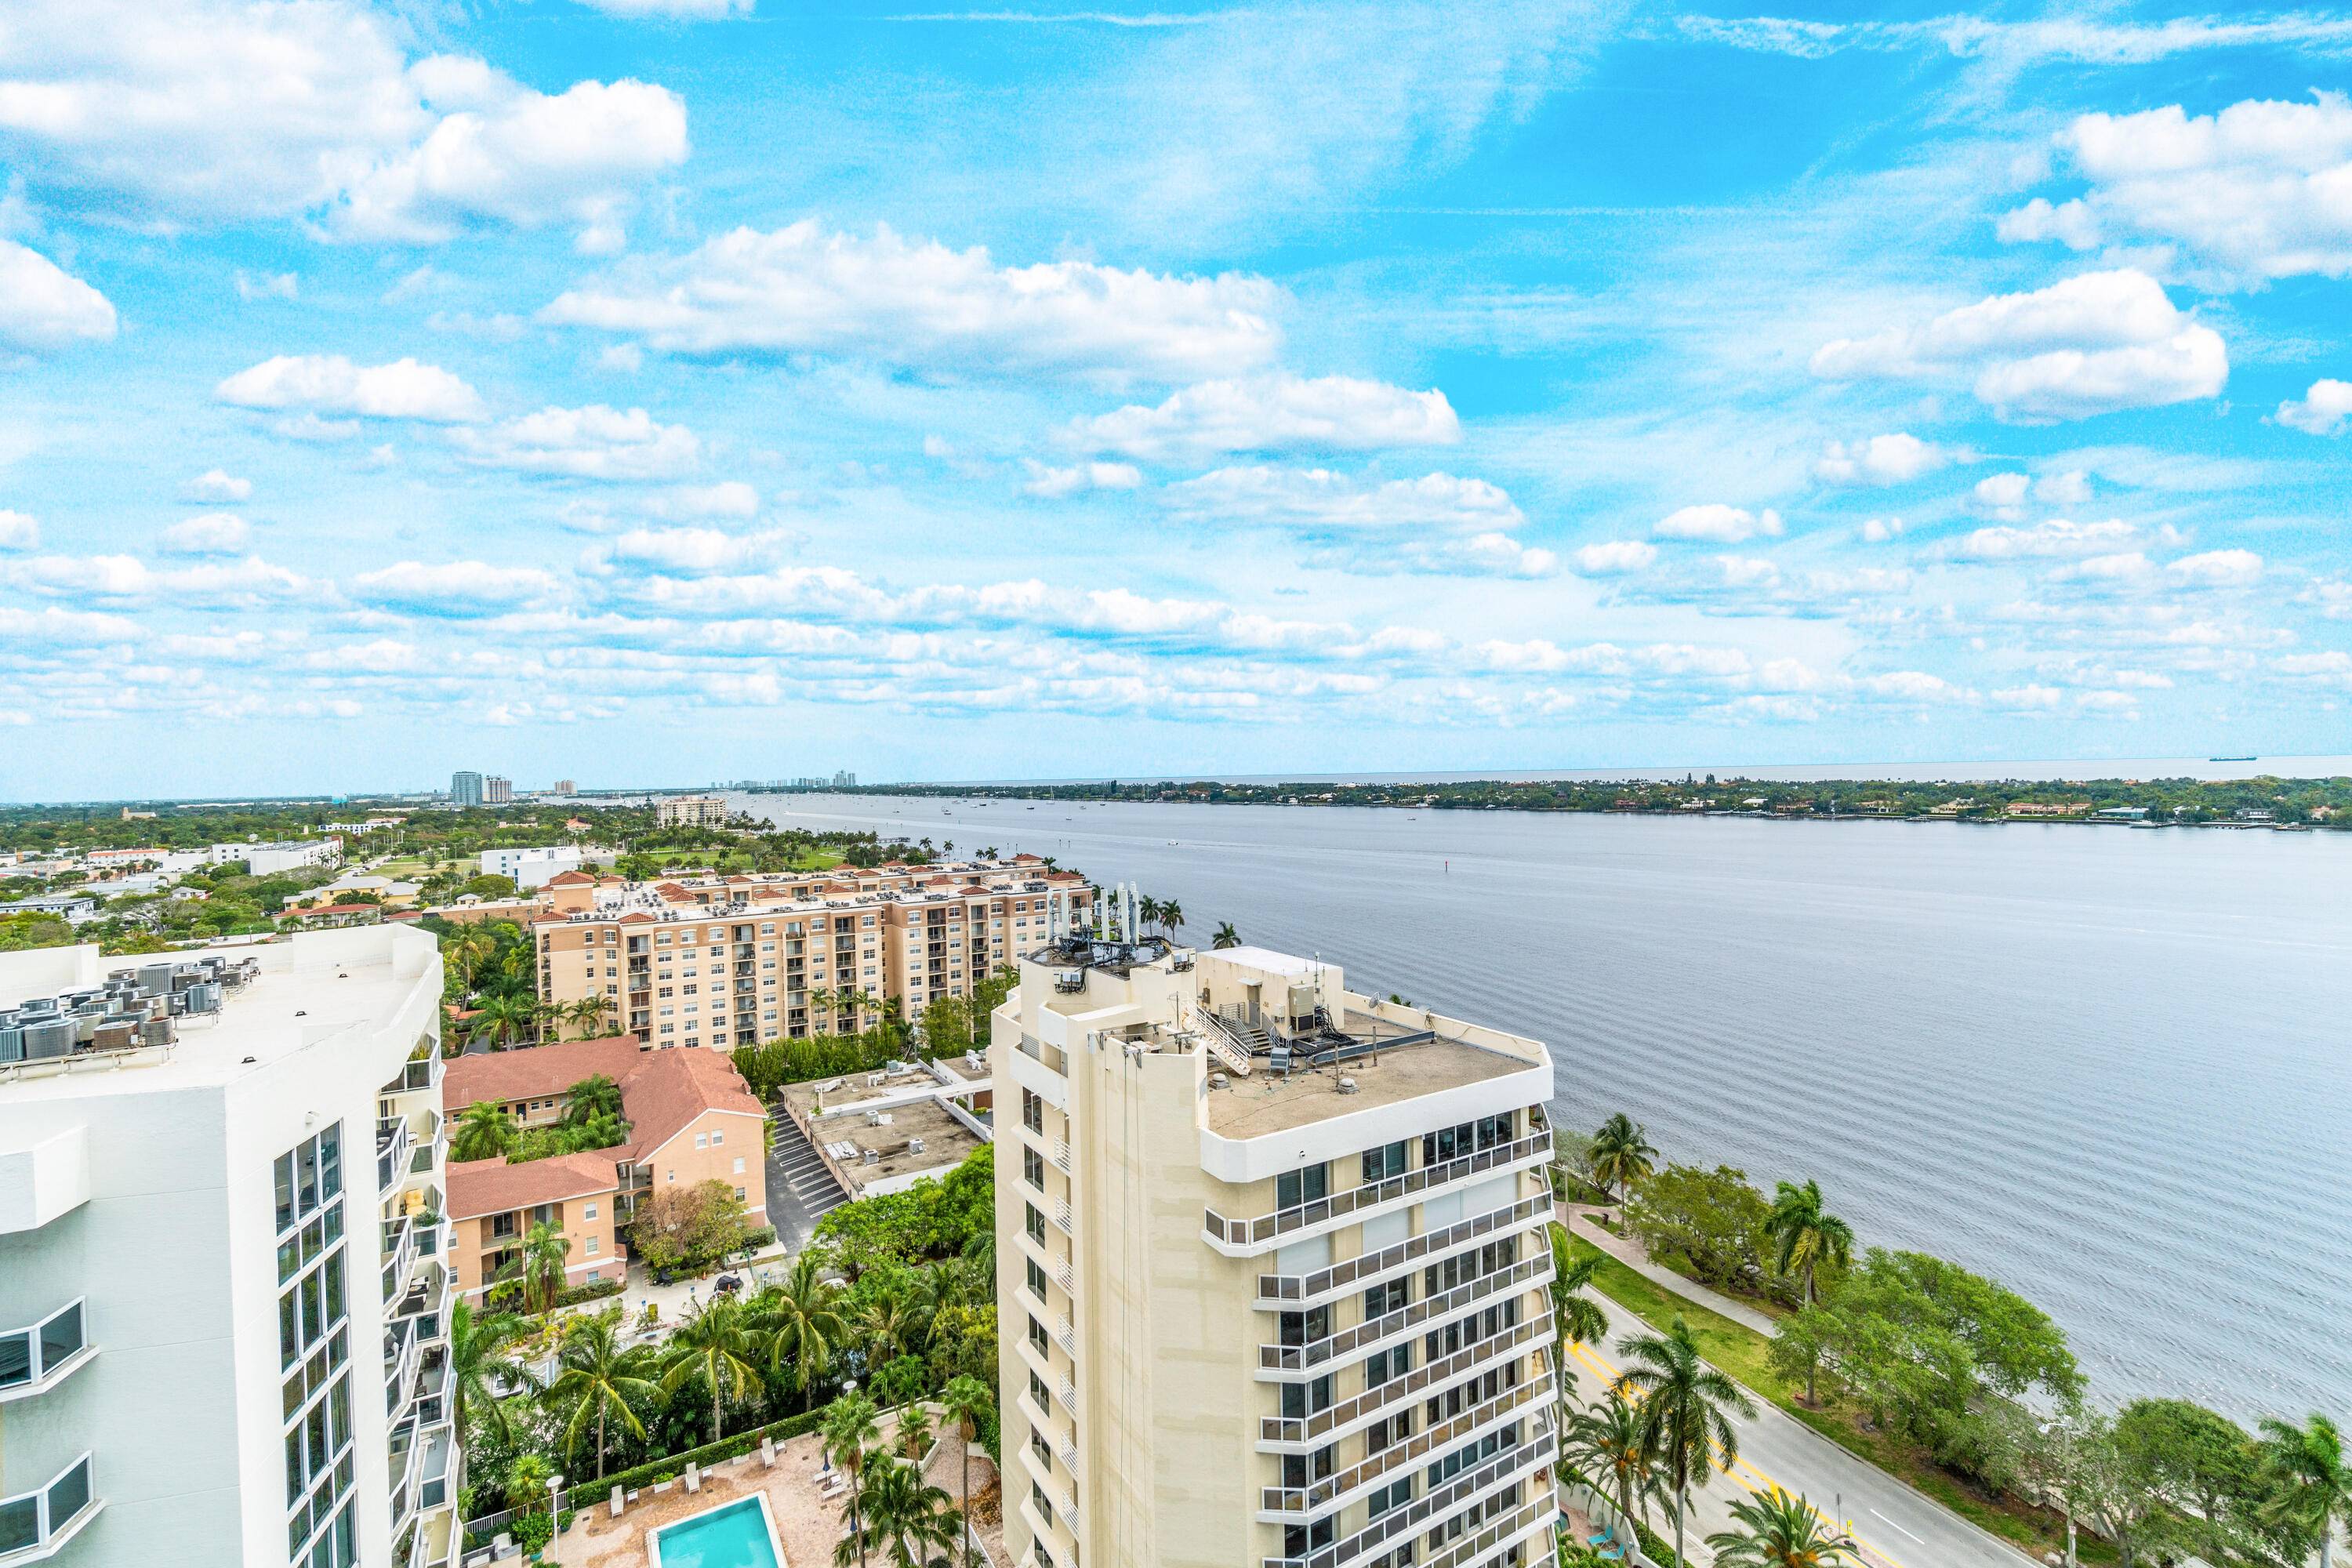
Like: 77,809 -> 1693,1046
545,869 -> 596,887
443,1035 -> 764,1167
443,1036 -> 650,1113
447,1151 -> 622,1219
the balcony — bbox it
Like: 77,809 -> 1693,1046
1258,1254 -> 1550,1374
1257,1193 -> 1550,1305
0,1453 -> 99,1563
1203,1130 -> 1552,1254
381,1216 -> 418,1305
1258,1426 -> 1554,1568
1051,1139 -> 1072,1175
1051,1199 -> 1075,1238
1259,1316 -> 1550,1449
0,1301 -> 93,1404
415,1429 -> 456,1514
376,1114 -> 414,1192
1423,1496 -> 1552,1568
1258,1377 -> 1546,1518
381,1054 -> 444,1097
405,1507 -> 458,1568
1015,1036 -> 1067,1075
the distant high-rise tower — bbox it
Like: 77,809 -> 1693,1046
552,779 -> 576,797
833,770 -> 856,787
482,776 -> 512,806
449,771 -> 484,808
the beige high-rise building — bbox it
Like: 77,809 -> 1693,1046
993,896 -> 1560,1568
653,794 -> 728,827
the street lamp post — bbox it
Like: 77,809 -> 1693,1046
546,1473 -> 564,1565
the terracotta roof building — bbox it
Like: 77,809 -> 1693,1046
444,1036 -> 768,1301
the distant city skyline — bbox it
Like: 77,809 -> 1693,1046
2,2 -> 2349,800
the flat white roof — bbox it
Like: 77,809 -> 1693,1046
1200,946 -> 1327,978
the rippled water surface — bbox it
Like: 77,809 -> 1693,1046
750,793 -> 2352,1421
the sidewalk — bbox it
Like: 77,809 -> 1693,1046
1558,1201 -> 1780,1336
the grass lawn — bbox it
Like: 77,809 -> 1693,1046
1567,1236 -> 2111,1564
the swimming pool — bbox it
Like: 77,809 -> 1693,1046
645,1492 -> 785,1568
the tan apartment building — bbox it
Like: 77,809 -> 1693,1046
654,794 -> 731,827
443,1037 -> 766,1302
994,892 -> 1560,1568
531,861 -> 1094,1050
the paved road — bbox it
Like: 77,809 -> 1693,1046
1566,1284 -> 2034,1568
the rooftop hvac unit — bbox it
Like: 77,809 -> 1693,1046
1052,969 -> 1084,994
0,1026 -> 23,1065
91,1021 -> 139,1053
136,964 -> 174,995
24,1020 -> 75,1060
141,1018 -> 174,1048
865,1110 -> 884,1127
908,1136 -> 925,1155
183,983 -> 223,1014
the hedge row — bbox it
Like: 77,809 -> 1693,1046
597,1407 -> 829,1497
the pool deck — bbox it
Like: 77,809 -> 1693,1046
557,1408 -> 1007,1568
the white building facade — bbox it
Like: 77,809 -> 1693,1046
476,846 -> 587,890
0,926 -> 459,1568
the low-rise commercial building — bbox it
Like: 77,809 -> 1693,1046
442,1037 -> 767,1303
0,926 -> 459,1568
995,898 -> 1560,1568
477,846 -> 593,889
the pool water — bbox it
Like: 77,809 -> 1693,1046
648,1496 -> 782,1568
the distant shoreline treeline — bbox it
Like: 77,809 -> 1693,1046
782,774 -> 2352,829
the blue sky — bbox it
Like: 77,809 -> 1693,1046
3,0 -> 2350,799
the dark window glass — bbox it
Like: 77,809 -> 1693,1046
0,1331 -> 29,1389
1276,1163 -> 1328,1210
275,1152 -> 296,1232
1361,1141 -> 1407,1183
323,1252 -> 345,1327
38,1303 -> 80,1374
296,1139 -> 319,1214
318,1125 -> 341,1200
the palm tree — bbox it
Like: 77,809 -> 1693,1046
448,1301 -> 539,1442
562,1073 -> 625,1127
840,1453 -> 960,1568
937,1375 -> 993,1566
1138,894 -> 1163,932
451,1100 -> 512,1162
1707,1487 -> 1859,1567
897,1403 -> 935,1461
1615,1315 -> 1759,1568
1564,1393 -> 1662,1533
1588,1112 -> 1659,1210
2259,1414 -> 2352,1568
753,1253 -> 848,1410
508,1221 -> 572,1314
861,1288 -> 918,1368
1159,898 -> 1183,941
1211,920 -> 1240,949
547,1315 -> 663,1481
1762,1179 -> 1853,1402
823,1392 -> 884,1568
662,1297 -> 764,1445
467,991 -> 538,1051
565,996 -> 612,1040
1549,1225 -> 1609,1382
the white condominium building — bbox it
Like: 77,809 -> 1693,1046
994,893 -> 1560,1568
0,927 -> 459,1568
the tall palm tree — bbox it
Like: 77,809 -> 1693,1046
547,1315 -> 664,1481
2259,1414 -> 2352,1568
565,996 -> 612,1040
1706,1488 -> 1859,1567
823,1392 -> 884,1568
1159,898 -> 1183,941
1138,894 -> 1163,932
451,1100 -> 512,1162
837,1453 -> 959,1568
1211,921 -> 1240,949
1587,1112 -> 1659,1210
662,1297 -> 764,1445
1564,1393 -> 1662,1534
753,1253 -> 848,1410
1762,1178 -> 1853,1402
937,1375 -> 993,1566
509,1221 -> 572,1314
861,1290 -> 919,1368
467,991 -> 538,1051
448,1301 -> 539,1442
1549,1225 -> 1609,1383
561,1073 -> 625,1127
1615,1315 -> 1758,1568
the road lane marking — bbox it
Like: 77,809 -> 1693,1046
1871,1509 -> 1923,1543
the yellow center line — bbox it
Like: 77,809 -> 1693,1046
1559,1335 -> 1908,1568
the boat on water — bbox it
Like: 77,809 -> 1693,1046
2210,755 -> 2257,762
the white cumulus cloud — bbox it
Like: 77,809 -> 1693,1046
1656,504 -> 1783,543
1812,432 -> 1944,485
1162,466 -> 1514,530
1948,517 -> 2143,561
2000,92 -> 2352,285
216,354 -> 485,423
0,239 -> 118,354
452,405 -> 701,481
1071,374 -> 1460,462
347,560 -> 562,615
180,469 -> 253,503
541,220 -> 1282,381
1569,539 -> 1658,575
1022,461 -> 1145,499
1969,469 -> 2095,521
158,513 -> 251,555
1811,269 -> 2227,421
0,511 -> 38,550
2276,378 -> 2352,435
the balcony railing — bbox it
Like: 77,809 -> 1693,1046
1260,1317 -> 1549,1446
376,1115 -> 413,1192
1259,1255 -> 1550,1373
1258,1426 -> 1553,1568
1256,1194 -> 1549,1305
0,1300 -> 90,1403
1258,1378 -> 1545,1516
1052,1200 -> 1075,1238
382,1054 -> 443,1096
1204,1131 -> 1552,1252
0,1453 -> 97,1559
1423,1495 -> 1551,1568
1051,1139 -> 1072,1175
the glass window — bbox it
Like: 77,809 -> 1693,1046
38,1303 -> 81,1374
318,1125 -> 341,1200
1361,1141 -> 1408,1183
279,1291 -> 299,1366
274,1152 -> 296,1232
296,1139 -> 319,1214
1026,1258 -> 1047,1298
1276,1163 -> 1328,1210
0,1330 -> 29,1389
